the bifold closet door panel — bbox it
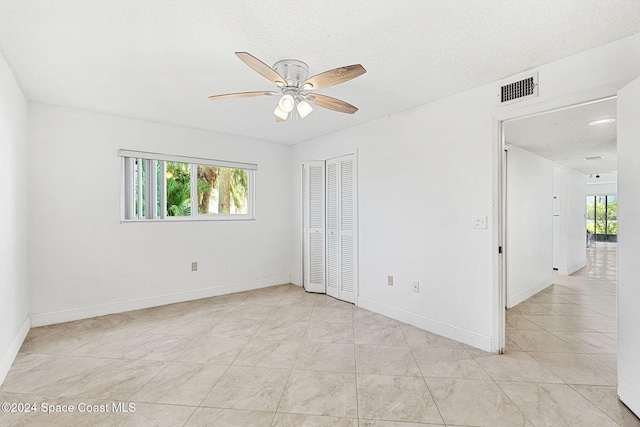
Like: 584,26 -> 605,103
303,161 -> 326,293
326,158 -> 339,299
339,155 -> 356,304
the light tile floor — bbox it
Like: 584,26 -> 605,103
1,243 -> 639,426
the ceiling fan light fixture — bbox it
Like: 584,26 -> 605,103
211,53 -> 366,122
278,94 -> 295,113
274,105 -> 289,121
297,100 -> 313,118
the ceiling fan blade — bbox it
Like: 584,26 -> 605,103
301,64 -> 366,90
235,52 -> 285,85
209,91 -> 276,100
307,94 -> 358,114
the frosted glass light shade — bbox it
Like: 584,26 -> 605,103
278,94 -> 295,113
274,105 -> 289,120
297,100 -> 313,118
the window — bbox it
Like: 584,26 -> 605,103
586,194 -> 617,242
119,150 -> 256,221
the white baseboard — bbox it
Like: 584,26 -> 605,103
30,276 -> 291,327
618,383 -> 640,420
0,316 -> 30,386
559,261 -> 587,276
290,275 -> 302,287
357,297 -> 493,352
507,275 -> 554,308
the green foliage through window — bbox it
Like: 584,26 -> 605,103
586,195 -> 616,235
196,165 -> 249,215
121,152 -> 254,221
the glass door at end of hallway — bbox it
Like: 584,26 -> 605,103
586,195 -> 617,245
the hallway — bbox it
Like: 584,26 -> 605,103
504,243 -> 639,425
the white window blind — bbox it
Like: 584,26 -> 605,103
118,150 -> 257,171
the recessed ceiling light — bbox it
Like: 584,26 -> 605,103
588,118 -> 616,126
584,156 -> 605,160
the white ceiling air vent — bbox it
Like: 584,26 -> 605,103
499,72 -> 538,106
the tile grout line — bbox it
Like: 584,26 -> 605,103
269,288 -> 317,426
565,383 -> 625,426
352,306 -> 360,424
399,325 -> 446,426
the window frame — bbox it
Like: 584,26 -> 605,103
585,194 -> 617,240
119,150 -> 256,222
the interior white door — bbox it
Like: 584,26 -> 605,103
324,154 -> 357,303
552,214 -> 560,269
339,154 -> 357,303
325,158 -> 339,299
617,75 -> 640,417
303,161 -> 326,293
552,171 -> 560,270
303,155 -> 358,302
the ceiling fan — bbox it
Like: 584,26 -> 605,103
209,52 -> 366,122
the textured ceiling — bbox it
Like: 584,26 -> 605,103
1,1 -> 639,145
504,99 -> 617,175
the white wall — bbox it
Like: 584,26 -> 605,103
553,167 -> 588,276
0,54 -> 30,383
563,168 -> 588,275
28,104 -> 292,325
553,169 -> 562,270
586,172 -> 617,196
291,33 -> 640,352
506,146 -> 554,308
293,84 -> 498,350
617,75 -> 640,417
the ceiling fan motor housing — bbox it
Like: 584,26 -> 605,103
273,59 -> 309,88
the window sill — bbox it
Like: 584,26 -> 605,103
120,215 -> 255,223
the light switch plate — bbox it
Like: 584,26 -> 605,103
473,216 -> 488,229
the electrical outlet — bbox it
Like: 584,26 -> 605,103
387,275 -> 394,286
413,281 -> 420,293
191,262 -> 198,271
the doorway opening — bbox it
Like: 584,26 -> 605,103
498,96 -> 618,353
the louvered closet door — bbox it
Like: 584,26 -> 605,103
325,158 -> 339,299
339,155 -> 356,303
303,161 -> 326,293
